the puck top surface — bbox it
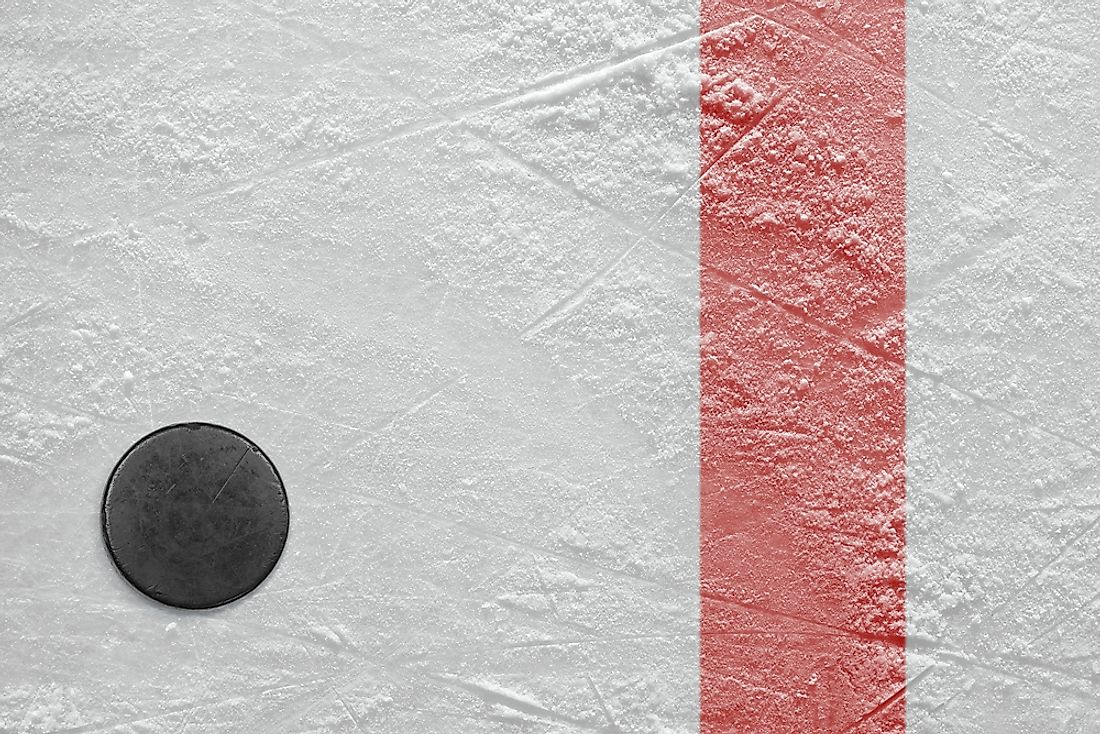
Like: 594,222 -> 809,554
102,422 -> 289,610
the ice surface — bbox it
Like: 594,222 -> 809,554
6,0 -> 1096,730
698,2 -> 906,730
907,0 -> 1100,730
0,1 -> 699,732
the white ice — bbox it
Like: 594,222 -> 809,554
0,2 -> 700,732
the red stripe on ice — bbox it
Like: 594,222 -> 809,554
699,2 -> 906,732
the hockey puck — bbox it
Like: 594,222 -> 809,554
101,422 -> 289,609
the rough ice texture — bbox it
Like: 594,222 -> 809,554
699,1 -> 906,732
907,0 -> 1100,731
0,2 -> 699,732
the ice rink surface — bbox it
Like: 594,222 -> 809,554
0,1 -> 699,731
3,0 -> 1100,732
907,0 -> 1100,730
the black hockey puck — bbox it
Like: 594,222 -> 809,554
101,422 -> 289,609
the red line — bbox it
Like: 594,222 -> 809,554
699,2 -> 906,732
